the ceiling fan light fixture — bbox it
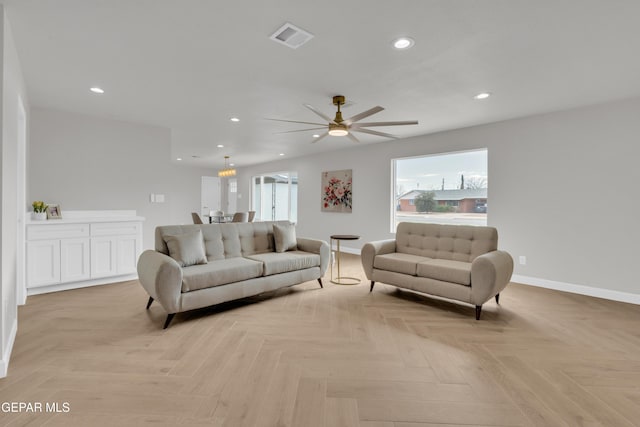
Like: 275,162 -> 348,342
328,123 -> 349,136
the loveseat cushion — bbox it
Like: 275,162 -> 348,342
181,257 -> 263,292
246,251 -> 320,276
416,258 -> 472,286
373,253 -> 431,276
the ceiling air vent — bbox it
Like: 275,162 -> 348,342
269,22 -> 314,49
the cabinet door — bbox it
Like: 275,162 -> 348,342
91,237 -> 117,278
27,239 -> 61,288
117,235 -> 140,274
61,238 -> 90,282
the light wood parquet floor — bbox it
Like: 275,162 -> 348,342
1,253 -> 640,426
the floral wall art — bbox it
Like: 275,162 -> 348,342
321,169 -> 352,213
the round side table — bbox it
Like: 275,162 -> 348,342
330,235 -> 361,285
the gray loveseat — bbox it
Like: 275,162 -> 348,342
361,222 -> 513,319
137,221 -> 330,328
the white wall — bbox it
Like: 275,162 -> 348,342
236,97 -> 640,300
1,7 -> 29,377
29,108 -> 213,251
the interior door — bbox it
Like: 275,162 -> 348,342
201,176 -> 221,218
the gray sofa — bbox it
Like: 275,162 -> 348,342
137,221 -> 330,328
361,222 -> 513,319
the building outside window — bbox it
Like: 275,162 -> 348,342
392,149 -> 488,231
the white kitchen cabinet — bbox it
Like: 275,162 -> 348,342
27,239 -> 61,288
60,238 -> 90,282
26,210 -> 144,295
90,236 -> 117,278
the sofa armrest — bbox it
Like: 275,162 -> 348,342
137,250 -> 183,313
297,237 -> 331,275
470,250 -> 514,305
361,239 -> 397,280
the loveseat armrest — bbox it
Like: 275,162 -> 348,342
361,239 -> 397,280
470,250 -> 514,305
137,250 -> 183,314
297,237 -> 331,275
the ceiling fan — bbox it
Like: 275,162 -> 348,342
268,95 -> 418,143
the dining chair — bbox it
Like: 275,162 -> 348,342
247,211 -> 256,222
231,212 -> 249,222
191,212 -> 203,224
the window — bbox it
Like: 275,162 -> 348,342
392,149 -> 488,231
251,172 -> 298,222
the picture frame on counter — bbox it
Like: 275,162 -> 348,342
46,204 -> 62,219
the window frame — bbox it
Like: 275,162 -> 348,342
250,171 -> 298,223
391,149 -> 488,232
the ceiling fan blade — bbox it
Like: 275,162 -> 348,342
311,132 -> 329,144
303,104 -> 336,124
344,106 -> 384,125
347,133 -> 360,143
275,127 -> 327,134
265,118 -> 327,126
351,128 -> 398,139
351,120 -> 418,128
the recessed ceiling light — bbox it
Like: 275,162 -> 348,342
474,92 -> 491,100
279,153 -> 285,156
313,134 -> 320,138
392,37 -> 414,50
230,117 -> 240,122
217,144 -> 224,148
176,157 -> 182,161
90,87 -> 104,94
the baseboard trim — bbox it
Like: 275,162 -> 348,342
337,246 -> 361,255
512,274 -> 640,305
0,318 -> 18,378
27,274 -> 138,297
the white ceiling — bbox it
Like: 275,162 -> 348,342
5,0 -> 640,169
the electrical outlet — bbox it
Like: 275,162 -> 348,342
519,256 -> 527,266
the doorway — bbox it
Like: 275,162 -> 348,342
200,176 -> 221,220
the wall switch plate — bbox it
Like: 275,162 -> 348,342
149,193 -> 155,203
155,194 -> 165,203
519,256 -> 527,265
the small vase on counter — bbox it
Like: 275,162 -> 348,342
32,212 -> 47,221
31,201 -> 48,220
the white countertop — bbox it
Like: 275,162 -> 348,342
26,210 -> 145,225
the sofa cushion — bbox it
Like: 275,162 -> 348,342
373,253 -> 430,276
273,223 -> 298,253
163,230 -> 208,267
181,257 -> 263,292
246,251 -> 320,276
416,258 -> 472,286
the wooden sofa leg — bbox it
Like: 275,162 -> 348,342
495,293 -> 500,304
163,313 -> 176,329
146,297 -> 154,309
317,278 -> 323,288
370,281 -> 375,292
475,305 -> 482,320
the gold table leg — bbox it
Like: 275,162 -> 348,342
330,237 -> 361,285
